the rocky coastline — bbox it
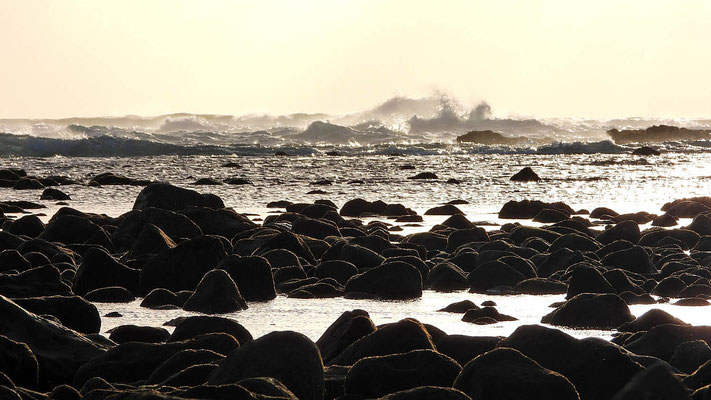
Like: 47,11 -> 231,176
0,174 -> 710,399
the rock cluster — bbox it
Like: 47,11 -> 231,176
1,182 -> 711,399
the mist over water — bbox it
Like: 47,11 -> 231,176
3,94 -> 711,157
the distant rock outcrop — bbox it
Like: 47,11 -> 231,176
456,130 -> 525,145
608,125 -> 711,144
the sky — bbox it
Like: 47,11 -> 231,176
1,0 -> 710,119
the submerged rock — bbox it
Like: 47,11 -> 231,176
510,167 -> 541,182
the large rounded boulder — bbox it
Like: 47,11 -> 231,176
542,293 -> 634,329
208,331 -> 325,400
453,348 -> 579,400
345,262 -> 422,299
133,183 -> 224,211
182,269 -> 248,314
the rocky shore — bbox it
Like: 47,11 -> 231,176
1,175 -> 711,399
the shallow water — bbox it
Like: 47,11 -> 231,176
93,291 -> 711,342
3,153 -> 711,341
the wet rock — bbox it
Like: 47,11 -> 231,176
639,228 -> 700,249
73,247 -> 140,296
7,215 -> 45,238
345,261 -> 422,299
218,255 -> 276,302
84,286 -> 136,303
314,260 -> 359,286
13,295 -> 100,334
689,214 -> 711,236
0,250 -> 31,273
453,347 -> 579,400
533,208 -> 569,223
514,278 -> 568,294
13,177 -> 44,190
140,288 -> 182,309
345,349 -> 462,398
0,265 -> 72,298
425,262 -> 469,291
74,334 -> 239,386
139,234 -> 229,295
601,245 -> 654,274
168,315 -> 252,345
329,318 -> 435,367
208,331 -> 324,400
193,178 -> 223,185
438,300 -> 479,313
508,225 -> 562,245
542,293 -> 634,329
498,200 -> 573,220
424,205 -> 464,216
408,172 -> 438,180
89,172 -> 146,186
510,167 -> 541,182
107,325 -> 170,344
461,306 -> 517,322
0,334 -> 39,389
610,363 -> 689,400
0,295 -> 105,390
467,260 -> 525,293
673,297 -> 710,306
596,221 -> 641,244
565,267 -> 616,299
179,207 -> 255,238
112,208 -> 202,250
292,216 -> 341,239
133,182 -> 224,211
498,324 -> 644,400
317,310 -> 376,364
40,188 -> 71,201
650,213 -> 678,227
631,146 -> 661,156
146,349 -> 224,384
254,231 -> 316,264
377,386 -> 472,400
183,269 -> 248,314
669,339 -> 711,374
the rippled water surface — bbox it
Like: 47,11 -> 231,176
2,153 -> 711,339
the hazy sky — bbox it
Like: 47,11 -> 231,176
1,0 -> 710,119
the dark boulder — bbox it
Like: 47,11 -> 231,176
345,262 -> 422,299
40,188 -> 71,201
329,319 -> 435,366
652,213 -> 678,227
601,246 -> 654,274
112,208 -> 201,250
510,167 -> 541,182
208,331 -> 324,400
437,335 -> 501,366
631,146 -> 660,156
74,334 -> 239,386
13,295 -> 100,334
39,215 -> 107,245
377,386 -> 472,400
624,325 -> 711,361
514,278 -> 568,294
0,335 -> 39,389
218,255 -> 276,302
424,205 -> 464,216
670,339 -> 711,374
0,295 -> 105,390
73,247 -> 140,296
140,288 -> 182,309
438,300 -> 479,313
179,207 -> 255,238
618,309 -> 689,333
596,220 -> 640,244
84,286 -> 136,303
498,324 -> 644,400
408,172 -> 438,180
565,267 -> 616,299
610,363 -> 689,400
467,261 -> 525,293
542,293 -> 634,329
133,182 -> 224,211
0,250 -> 31,273
107,325 -> 170,344
139,235 -> 228,295
425,262 -> 469,291
183,269 -> 248,314
314,260 -> 359,286
0,265 -> 71,298
533,209 -> 570,223
7,215 -> 45,238
453,348 -> 579,400
345,349 -> 462,398
446,228 -> 489,251
146,349 -> 224,384
168,316 -> 252,345
317,310 -> 376,364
